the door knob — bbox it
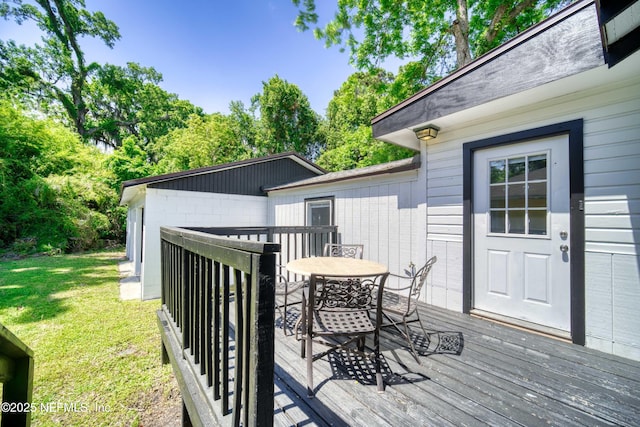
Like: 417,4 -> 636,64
560,245 -> 569,252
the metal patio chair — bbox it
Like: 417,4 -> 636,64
323,243 -> 364,259
381,256 -> 437,364
299,271 -> 389,397
275,266 -> 307,336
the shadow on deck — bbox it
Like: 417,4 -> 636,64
272,300 -> 640,427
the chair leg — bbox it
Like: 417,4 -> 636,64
282,292 -> 288,336
306,328 -> 314,397
400,317 -> 422,365
374,331 -> 384,393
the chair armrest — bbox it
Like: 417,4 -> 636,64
385,273 -> 414,291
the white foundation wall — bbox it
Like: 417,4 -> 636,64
140,188 -> 269,299
269,167 -> 430,294
421,64 -> 640,360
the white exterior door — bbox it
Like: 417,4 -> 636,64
473,135 -> 571,332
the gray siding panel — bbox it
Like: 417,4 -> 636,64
150,158 -> 318,196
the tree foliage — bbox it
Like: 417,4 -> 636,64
293,0 -> 572,81
251,75 -> 324,158
1,0 -> 200,149
155,113 -> 253,173
0,99 -> 122,253
318,70 -> 414,171
0,0 -> 120,140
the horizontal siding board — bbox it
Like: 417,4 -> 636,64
586,200 -> 640,215
585,214 -> 640,229
584,156 -> 640,174
586,243 -> 638,256
428,185 -> 463,198
586,184 -> 640,199
585,170 -> 640,187
427,175 -> 463,189
585,138 -> 640,158
586,228 -> 640,244
428,205 -> 464,216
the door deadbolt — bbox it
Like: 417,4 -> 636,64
560,230 -> 568,239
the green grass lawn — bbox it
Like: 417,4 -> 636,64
0,249 -> 179,426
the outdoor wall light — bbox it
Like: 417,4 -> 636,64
414,125 -> 439,141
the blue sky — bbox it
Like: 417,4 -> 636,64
0,1 -> 379,115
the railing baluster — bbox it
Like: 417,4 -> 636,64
213,260 -> 221,400
205,258 -> 213,385
222,264 -> 230,415
233,268 -> 245,427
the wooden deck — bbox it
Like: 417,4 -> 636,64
271,300 -> 640,426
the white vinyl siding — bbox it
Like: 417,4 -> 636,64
269,169 -> 427,292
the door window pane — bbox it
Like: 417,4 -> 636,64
529,210 -> 547,235
508,157 -> 526,182
528,182 -> 547,208
490,185 -> 506,208
508,184 -> 526,208
491,211 -> 506,233
490,160 -> 506,184
509,210 -> 526,234
528,155 -> 547,181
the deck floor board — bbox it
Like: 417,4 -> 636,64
272,300 -> 640,426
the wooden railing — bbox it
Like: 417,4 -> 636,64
158,226 -> 279,427
187,226 -> 338,278
0,322 -> 34,427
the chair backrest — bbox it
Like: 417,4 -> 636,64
409,256 -> 437,300
312,272 -> 389,312
323,243 -> 364,259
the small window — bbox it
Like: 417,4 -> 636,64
306,199 -> 333,226
305,198 -> 334,256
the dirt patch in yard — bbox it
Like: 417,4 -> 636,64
133,376 -> 182,427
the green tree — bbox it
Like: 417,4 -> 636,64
318,70 -> 413,171
155,113 -> 253,173
85,62 -> 203,150
106,136 -> 156,189
293,0 -> 572,75
1,0 -> 120,140
251,75 -> 323,158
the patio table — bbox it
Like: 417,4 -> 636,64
286,256 -> 388,278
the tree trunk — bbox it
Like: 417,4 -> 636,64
452,0 -> 472,68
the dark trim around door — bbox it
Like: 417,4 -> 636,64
462,119 -> 585,345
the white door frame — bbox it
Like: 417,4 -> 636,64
462,120 -> 585,345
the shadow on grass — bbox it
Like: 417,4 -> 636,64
0,251 -> 125,324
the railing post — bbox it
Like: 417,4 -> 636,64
1,323 -> 34,427
248,252 -> 276,425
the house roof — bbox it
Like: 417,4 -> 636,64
266,155 -> 421,192
371,0 -> 617,148
119,152 -> 326,205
